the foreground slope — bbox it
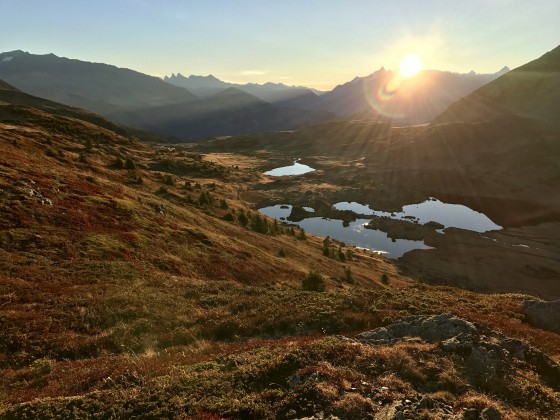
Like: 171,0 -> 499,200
0,94 -> 559,418
436,45 -> 560,125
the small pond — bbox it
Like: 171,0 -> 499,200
263,160 -> 315,176
333,198 -> 502,232
259,204 -> 431,258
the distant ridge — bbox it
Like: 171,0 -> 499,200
0,50 -> 198,115
164,72 -> 322,108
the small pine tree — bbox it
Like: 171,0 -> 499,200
302,271 -> 326,292
344,267 -> 354,284
238,212 -> 249,227
164,174 -> 175,186
223,212 -> 235,222
337,245 -> 346,262
114,157 -> 124,169
381,273 -> 390,285
251,214 -> 266,233
277,248 -> 286,258
298,228 -> 306,240
220,199 -> 228,209
322,236 -> 331,257
125,157 -> 136,170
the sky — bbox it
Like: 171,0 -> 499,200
2,0 -> 559,90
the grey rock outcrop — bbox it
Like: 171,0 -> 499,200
523,299 -> 560,333
355,314 -> 560,388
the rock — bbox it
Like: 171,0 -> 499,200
481,406 -> 501,420
522,299 -> 560,333
154,203 -> 165,214
355,313 -> 560,388
356,313 -> 478,344
467,347 -> 503,377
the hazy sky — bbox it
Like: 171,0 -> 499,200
2,0 -> 559,90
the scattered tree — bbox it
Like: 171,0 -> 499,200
344,267 -> 354,284
238,212 -> 249,227
302,271 -> 326,292
381,273 -> 390,285
114,156 -> 124,169
337,245 -> 346,262
322,236 -> 331,257
125,157 -> 136,170
163,174 -> 175,186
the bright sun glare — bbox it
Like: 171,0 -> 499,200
399,54 -> 423,78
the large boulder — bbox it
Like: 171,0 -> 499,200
354,313 -> 560,388
522,299 -> 560,333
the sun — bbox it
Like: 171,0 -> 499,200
399,54 -> 423,78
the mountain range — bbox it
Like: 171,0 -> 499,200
164,73 -> 324,106
0,49 -> 518,140
316,67 -> 509,124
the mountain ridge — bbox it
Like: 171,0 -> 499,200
435,45 -> 560,124
0,50 -> 198,115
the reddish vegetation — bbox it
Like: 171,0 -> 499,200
0,103 -> 559,418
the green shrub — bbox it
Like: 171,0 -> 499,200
114,157 -> 124,169
163,174 -> 175,186
337,245 -> 346,262
223,213 -> 235,222
238,212 -> 249,227
302,271 -> 326,292
125,157 -> 136,170
278,248 -> 286,258
344,267 -> 354,284
381,273 -> 390,284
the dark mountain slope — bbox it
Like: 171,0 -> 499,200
0,77 -> 130,137
435,45 -> 560,124
0,50 -> 198,115
107,87 -> 333,140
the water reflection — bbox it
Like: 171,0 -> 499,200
259,204 -> 431,258
334,198 -> 501,232
263,161 -> 315,176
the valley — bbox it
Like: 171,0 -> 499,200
0,38 -> 559,419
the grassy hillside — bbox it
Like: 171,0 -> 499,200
435,45 -> 560,125
0,97 -> 559,418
